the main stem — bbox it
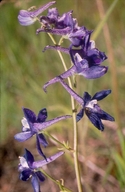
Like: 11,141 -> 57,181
48,33 -> 82,192
72,109 -> 82,192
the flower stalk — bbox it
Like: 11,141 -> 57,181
73,110 -> 83,192
47,32 -> 83,192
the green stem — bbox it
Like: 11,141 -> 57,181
39,168 -> 72,192
47,33 -> 68,72
73,111 -> 82,192
47,33 -> 82,192
44,131 -> 73,151
44,131 -> 65,147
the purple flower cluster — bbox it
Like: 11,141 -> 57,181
16,1 -> 115,192
15,108 -> 71,191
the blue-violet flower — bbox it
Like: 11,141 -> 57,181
43,32 -> 107,92
18,1 -> 55,26
56,78 -> 114,131
36,7 -> 88,47
19,148 -> 64,192
14,108 -> 71,159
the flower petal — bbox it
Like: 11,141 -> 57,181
76,108 -> 84,122
21,117 -> 30,131
97,110 -> 115,121
70,26 -> 87,38
69,27 -> 88,47
31,174 -> 40,192
81,32 -> 92,52
18,10 -> 37,26
92,90 -> 111,101
74,54 -> 89,71
37,108 -> 47,123
40,7 -> 59,25
18,1 -> 56,26
19,156 -> 29,169
57,11 -> 74,29
83,92 -> 91,105
19,169 -> 31,181
36,134 -> 47,160
23,108 -> 36,123
79,65 -> 108,79
86,49 -> 107,66
14,131 -> 33,141
24,149 -> 35,167
36,171 -> 45,182
38,133 -> 48,147
85,109 -> 104,131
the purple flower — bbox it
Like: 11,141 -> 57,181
43,33 -> 108,92
14,108 -> 71,159
70,32 -> 107,65
19,148 -> 64,192
18,1 -> 56,26
56,78 -> 115,131
36,7 -> 88,47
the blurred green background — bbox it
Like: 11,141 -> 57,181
0,0 -> 125,191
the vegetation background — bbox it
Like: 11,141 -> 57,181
0,0 -> 125,192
